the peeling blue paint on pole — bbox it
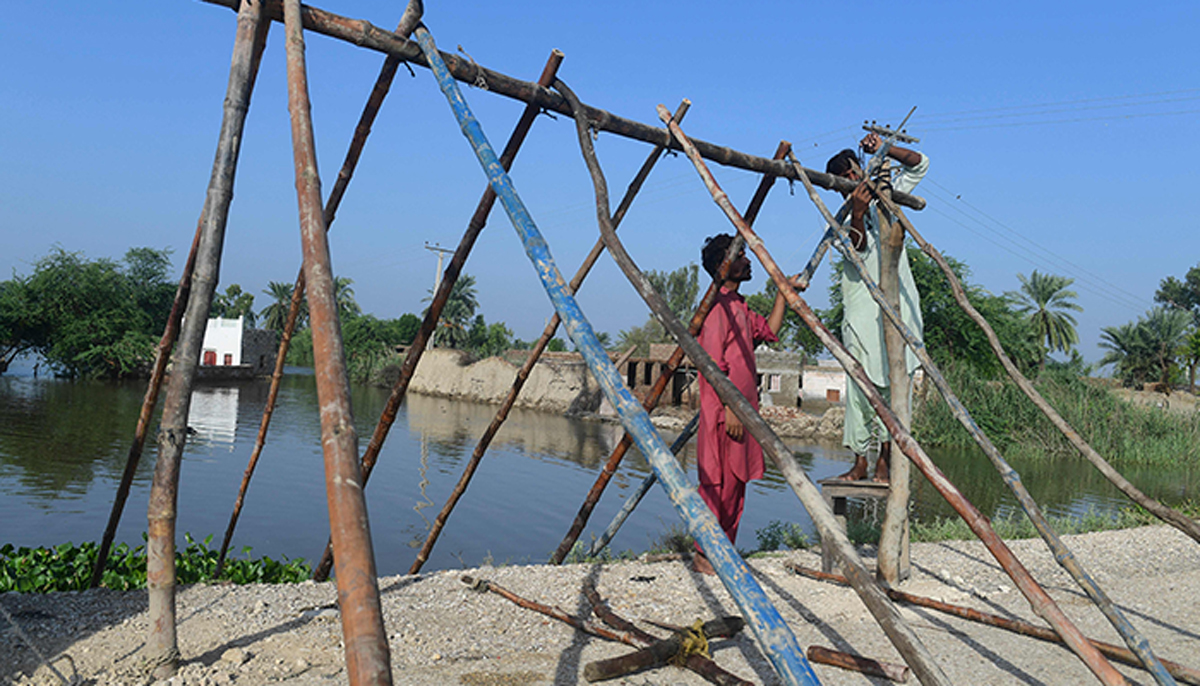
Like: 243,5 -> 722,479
412,24 -> 819,686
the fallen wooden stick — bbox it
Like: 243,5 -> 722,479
785,562 -> 1200,685
583,617 -> 747,683
461,576 -> 639,646
807,645 -> 909,683
583,578 -> 751,686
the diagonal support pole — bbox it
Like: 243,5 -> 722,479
215,0 -> 425,577
310,48 -> 565,582
549,140 -> 792,564
281,0 -> 391,683
406,99 -> 690,575
660,105 -> 1127,686
414,24 -> 820,685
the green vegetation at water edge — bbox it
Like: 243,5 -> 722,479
0,534 -> 310,594
912,364 -> 1200,467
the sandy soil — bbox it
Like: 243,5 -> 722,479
3,525 -> 1198,686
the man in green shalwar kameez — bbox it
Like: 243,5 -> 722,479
827,133 -> 929,481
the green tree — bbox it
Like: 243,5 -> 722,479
645,264 -> 699,321
1155,262 -> 1200,323
395,313 -> 421,346
423,275 -> 478,348
259,281 -> 306,333
211,284 -> 256,327
334,276 -> 362,321
2,247 -> 175,378
466,315 -> 514,359
1006,271 -> 1082,369
1100,307 -> 1192,389
1177,329 -> 1200,392
616,264 -> 699,355
746,280 -> 824,360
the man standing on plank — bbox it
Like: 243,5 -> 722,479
692,234 -> 792,575
827,132 -> 930,482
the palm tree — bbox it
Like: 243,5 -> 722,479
1007,271 -> 1082,369
333,276 -> 361,321
423,274 -> 478,348
259,281 -> 306,333
1100,308 -> 1192,389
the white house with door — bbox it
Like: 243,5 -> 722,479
201,316 -> 244,367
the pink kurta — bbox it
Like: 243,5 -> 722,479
696,287 -> 776,543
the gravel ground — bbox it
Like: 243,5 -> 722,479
3,525 -> 1198,686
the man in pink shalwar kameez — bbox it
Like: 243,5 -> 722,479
692,234 -> 792,575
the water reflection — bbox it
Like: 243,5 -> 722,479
0,374 -> 1196,575
187,386 -> 239,447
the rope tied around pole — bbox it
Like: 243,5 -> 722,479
456,45 -> 488,90
669,620 -> 712,666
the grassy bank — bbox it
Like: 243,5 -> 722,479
913,365 -> 1200,467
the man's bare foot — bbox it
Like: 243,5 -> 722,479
691,551 -> 717,576
835,454 -> 869,481
873,443 -> 891,483
872,458 -> 890,483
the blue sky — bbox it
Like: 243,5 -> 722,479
2,1 -> 1197,365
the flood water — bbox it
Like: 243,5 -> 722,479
1,371 -> 1196,575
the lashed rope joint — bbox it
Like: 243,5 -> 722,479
670,620 -> 711,666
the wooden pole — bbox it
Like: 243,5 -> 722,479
876,159 -> 913,585
786,562 -> 1200,686
795,161 -> 1175,685
282,0 -> 391,682
806,646 -> 910,683
92,218 -> 204,589
548,139 -> 791,565
197,0 -> 926,212
215,0 -> 424,575
660,108 -> 1126,685
307,49 -> 564,582
143,1 -> 267,677
583,618 -> 749,683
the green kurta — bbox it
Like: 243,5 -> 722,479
841,153 -> 929,454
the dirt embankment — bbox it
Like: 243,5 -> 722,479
403,349 -> 845,440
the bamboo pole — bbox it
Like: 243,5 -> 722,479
660,107 -> 1127,686
281,1 -> 390,683
307,50 -> 564,582
401,100 -> 687,576
143,2 -> 267,678
873,158 -> 913,585
789,156 -> 1173,684
91,219 -> 204,589
548,140 -> 792,565
215,0 -> 424,575
197,0 -> 926,212
588,412 -> 698,557
806,646 -> 910,683
786,562 -> 1200,686
415,27 -> 819,682
877,190 -> 1200,546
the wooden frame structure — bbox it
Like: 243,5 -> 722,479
86,2 -> 1198,684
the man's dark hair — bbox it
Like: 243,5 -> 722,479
826,148 -> 858,177
701,233 -> 736,279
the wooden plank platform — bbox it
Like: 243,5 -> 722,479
816,478 -> 909,578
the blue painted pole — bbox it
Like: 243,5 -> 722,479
412,24 -> 820,686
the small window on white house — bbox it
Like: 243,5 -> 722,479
769,374 -> 781,392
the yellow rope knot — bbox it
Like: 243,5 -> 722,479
669,620 -> 710,666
